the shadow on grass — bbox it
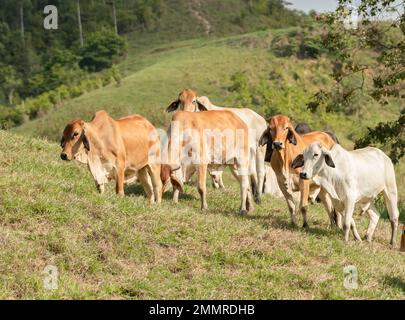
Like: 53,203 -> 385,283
125,183 -> 197,202
162,191 -> 196,202
243,211 -> 341,238
125,184 -> 146,197
383,276 -> 405,293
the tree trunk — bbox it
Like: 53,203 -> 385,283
8,89 -> 15,105
112,0 -> 118,34
77,0 -> 84,46
20,1 -> 25,45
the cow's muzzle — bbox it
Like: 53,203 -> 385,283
273,141 -> 284,150
60,152 -> 69,161
300,172 -> 309,180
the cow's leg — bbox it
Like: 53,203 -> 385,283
382,186 -> 399,247
364,204 -> 380,242
184,164 -> 196,184
96,183 -> 105,194
247,144 -> 260,204
276,175 -> 297,226
138,167 -> 154,203
343,199 -> 361,242
351,219 -> 362,241
210,172 -> 220,189
218,172 -> 225,189
115,160 -> 125,196
250,174 -> 260,204
318,188 -> 340,229
87,159 -> 107,194
256,145 -> 266,199
197,165 -> 208,211
299,179 -> 310,229
240,174 -> 249,215
233,171 -> 253,215
148,164 -> 162,204
173,188 -> 180,203
211,171 -> 225,189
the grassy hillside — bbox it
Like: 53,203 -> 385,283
0,130 -> 404,299
15,29 -> 400,141
13,29 -> 404,200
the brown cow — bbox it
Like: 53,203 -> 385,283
60,110 -> 162,203
165,110 -> 254,214
166,89 -> 268,204
259,115 -> 337,228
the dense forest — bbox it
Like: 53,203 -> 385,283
0,0 -> 308,127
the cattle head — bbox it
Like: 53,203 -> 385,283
292,142 -> 336,180
60,119 -> 90,161
166,89 -> 208,113
262,115 -> 297,151
160,164 -> 184,193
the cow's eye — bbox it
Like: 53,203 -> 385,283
314,153 -> 319,157
73,132 -> 79,138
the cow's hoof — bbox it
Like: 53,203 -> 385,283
240,210 -> 248,216
302,222 -> 309,229
254,196 -> 261,205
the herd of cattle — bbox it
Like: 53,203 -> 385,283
60,89 -> 403,248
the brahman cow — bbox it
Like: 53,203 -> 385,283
165,110 -> 253,215
293,142 -> 399,246
259,115 -> 337,228
60,110 -> 162,203
166,89 -> 266,204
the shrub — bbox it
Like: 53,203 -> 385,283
79,30 -> 128,72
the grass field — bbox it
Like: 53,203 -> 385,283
0,130 -> 404,299
4,26 -> 405,299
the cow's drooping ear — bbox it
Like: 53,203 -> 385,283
324,154 -> 335,168
196,101 -> 208,111
160,164 -> 172,193
170,175 -> 184,193
259,129 -> 271,146
287,128 -> 297,145
291,154 -> 304,169
166,100 -> 180,113
82,132 -> 90,151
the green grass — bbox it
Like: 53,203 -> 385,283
0,130 -> 404,299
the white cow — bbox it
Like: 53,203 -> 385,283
294,142 -> 399,246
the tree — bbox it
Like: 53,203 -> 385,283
19,0 -> 25,45
111,0 -> 118,34
79,29 -> 127,72
315,0 -> 405,162
0,65 -> 22,105
355,108 -> 404,164
77,0 -> 84,46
